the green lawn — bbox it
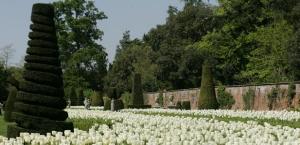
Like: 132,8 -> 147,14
0,115 -> 7,137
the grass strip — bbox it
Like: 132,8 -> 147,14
70,118 -> 114,131
0,116 -> 7,137
132,111 -> 300,128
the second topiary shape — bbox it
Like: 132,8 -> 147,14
7,3 -> 73,138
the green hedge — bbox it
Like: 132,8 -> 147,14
25,55 -> 59,65
23,70 -> 62,87
13,102 -> 68,121
198,60 -> 219,109
131,73 -> 144,106
31,14 -> 54,25
26,47 -> 59,57
29,32 -> 56,41
24,62 -> 62,74
32,3 -> 54,17
27,40 -> 57,49
16,91 -> 66,109
4,87 -> 18,122
30,23 -> 55,33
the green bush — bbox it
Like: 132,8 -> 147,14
8,3 -> 73,138
267,86 -> 283,110
131,73 -> 144,107
103,97 -> 111,111
181,101 -> 191,110
288,82 -> 296,107
217,85 -> 235,109
198,60 -> 219,109
243,87 -> 255,110
77,88 -> 84,106
113,99 -> 124,111
91,91 -> 104,106
68,87 -> 77,106
121,92 -> 132,108
158,90 -> 164,107
4,87 -> 17,122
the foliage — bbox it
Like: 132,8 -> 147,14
0,116 -> 7,136
181,101 -> 191,110
216,85 -> 235,109
158,90 -> 164,107
103,97 -> 111,111
68,86 -> 77,106
131,73 -> 144,106
267,86 -> 285,110
90,91 -> 103,106
121,92 -> 132,108
83,89 -> 93,99
198,60 -> 219,109
70,118 -> 113,131
53,0 -> 107,91
4,86 -> 17,122
243,87 -> 256,110
77,88 -> 84,106
287,82 -> 296,107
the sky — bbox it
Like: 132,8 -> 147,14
0,0 -> 218,66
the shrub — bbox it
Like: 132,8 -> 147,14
113,99 -> 124,111
198,60 -> 219,109
127,105 -> 151,109
91,91 -> 104,106
181,101 -> 191,110
288,82 -> 296,107
121,92 -> 132,108
131,73 -> 144,107
267,86 -> 284,110
217,85 -> 235,109
158,90 -> 164,107
103,97 -> 111,111
243,87 -> 255,110
7,3 -> 73,138
4,86 -> 17,122
68,87 -> 77,106
77,88 -> 84,106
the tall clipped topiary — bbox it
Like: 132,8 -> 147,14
7,3 -> 73,138
68,87 -> 77,106
77,88 -> 84,106
131,73 -> 144,106
198,60 -> 219,109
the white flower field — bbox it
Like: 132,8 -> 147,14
1,108 -> 300,145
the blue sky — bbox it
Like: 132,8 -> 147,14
0,0 -> 217,66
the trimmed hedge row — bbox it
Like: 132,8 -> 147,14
19,81 -> 63,97
13,102 -> 68,121
32,3 -> 54,17
25,55 -> 60,65
26,47 -> 59,57
23,70 -> 62,87
30,23 -> 55,33
31,14 -> 54,25
29,32 -> 56,41
28,40 -> 58,49
16,91 -> 66,109
24,62 -> 62,74
11,112 -> 73,133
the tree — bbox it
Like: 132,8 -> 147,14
0,44 -> 14,69
53,0 -> 108,91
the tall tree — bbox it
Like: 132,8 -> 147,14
54,0 -> 107,91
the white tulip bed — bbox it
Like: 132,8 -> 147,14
1,108 -> 300,145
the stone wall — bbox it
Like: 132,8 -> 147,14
144,83 -> 300,110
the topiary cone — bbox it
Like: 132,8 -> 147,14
7,3 -> 73,138
198,60 -> 219,109
131,73 -> 144,106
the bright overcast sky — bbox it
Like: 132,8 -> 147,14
0,0 -> 218,66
